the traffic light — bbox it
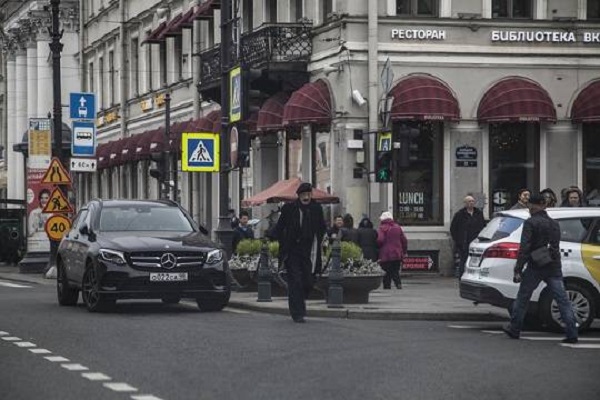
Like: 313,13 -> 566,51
149,151 -> 165,181
375,149 -> 392,183
237,127 -> 251,168
242,68 -> 264,119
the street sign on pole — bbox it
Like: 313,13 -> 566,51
70,157 -> 97,172
71,120 -> 96,156
230,66 -> 242,123
41,158 -> 72,185
69,92 -> 96,120
181,132 -> 220,172
381,57 -> 394,95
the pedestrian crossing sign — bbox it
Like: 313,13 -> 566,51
181,132 -> 220,172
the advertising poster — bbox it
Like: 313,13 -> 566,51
26,169 -> 53,253
28,118 -> 52,170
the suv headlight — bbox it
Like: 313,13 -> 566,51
99,249 -> 127,266
206,249 -> 223,265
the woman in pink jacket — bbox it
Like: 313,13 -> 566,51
377,211 -> 408,289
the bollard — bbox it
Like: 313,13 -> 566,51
257,238 -> 272,302
327,235 -> 344,308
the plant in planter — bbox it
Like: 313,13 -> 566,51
230,239 -> 285,294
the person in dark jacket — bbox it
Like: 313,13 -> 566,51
270,182 -> 326,323
327,215 -> 344,243
232,210 -> 254,254
377,211 -> 408,289
540,188 -> 558,208
450,195 -> 486,279
510,188 -> 531,210
357,217 -> 378,261
503,194 -> 578,343
561,186 -> 585,207
341,213 -> 359,244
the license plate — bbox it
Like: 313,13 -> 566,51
149,272 -> 188,282
469,256 -> 481,268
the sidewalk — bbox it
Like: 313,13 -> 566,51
0,264 -> 507,322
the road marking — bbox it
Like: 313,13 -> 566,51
481,330 -> 504,335
44,356 -> 70,362
1,336 -> 22,341
0,281 -> 32,288
131,395 -> 164,400
14,341 -> 36,348
224,307 -> 250,314
0,331 -> 9,335
448,324 -> 479,329
103,383 -> 138,392
81,372 -> 111,381
61,364 -> 89,371
560,343 -> 600,349
29,348 -> 52,354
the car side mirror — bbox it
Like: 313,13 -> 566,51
79,223 -> 89,236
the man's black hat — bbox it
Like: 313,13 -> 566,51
296,182 -> 313,195
529,194 -> 546,205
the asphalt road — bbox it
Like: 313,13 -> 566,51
1,279 -> 599,400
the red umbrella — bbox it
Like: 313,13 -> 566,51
242,177 -> 339,207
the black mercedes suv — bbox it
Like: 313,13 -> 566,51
57,199 -> 230,312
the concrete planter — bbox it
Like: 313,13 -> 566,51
314,274 -> 383,304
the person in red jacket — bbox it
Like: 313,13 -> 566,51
377,211 -> 408,289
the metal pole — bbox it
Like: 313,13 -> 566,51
327,235 -> 344,307
216,0 -> 233,258
257,238 -> 272,302
163,93 -> 171,200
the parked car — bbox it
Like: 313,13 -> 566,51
460,208 -> 600,331
57,199 -> 230,312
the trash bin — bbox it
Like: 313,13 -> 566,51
0,202 -> 27,265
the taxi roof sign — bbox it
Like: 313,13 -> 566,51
41,157 -> 72,185
42,188 -> 74,214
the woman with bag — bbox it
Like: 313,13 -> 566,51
377,211 -> 408,289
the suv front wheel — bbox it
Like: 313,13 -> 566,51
540,282 -> 596,332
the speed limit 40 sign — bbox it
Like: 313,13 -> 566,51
45,214 -> 72,242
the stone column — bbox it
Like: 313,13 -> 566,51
6,53 -> 17,199
37,31 -> 53,118
14,48 -> 27,200
27,42 -> 38,118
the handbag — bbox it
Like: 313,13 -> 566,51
530,245 -> 553,267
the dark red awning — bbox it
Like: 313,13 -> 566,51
141,22 -> 168,45
135,129 -> 160,160
478,77 -> 556,122
242,177 -> 339,207
108,139 -> 124,167
282,80 -> 332,128
571,80 -> 600,122
390,75 -> 460,121
257,92 -> 289,133
96,142 -> 109,169
189,0 -> 220,21
188,110 -> 222,133
246,112 -> 258,133
156,13 -> 186,40
178,8 -> 195,29
122,133 -> 147,162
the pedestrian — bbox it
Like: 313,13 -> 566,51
503,194 -> 578,343
540,188 -> 558,208
232,210 -> 255,254
561,186 -> 585,207
327,215 -> 344,243
341,213 -> 359,244
450,194 -> 486,279
510,188 -> 531,210
357,217 -> 378,261
270,182 -> 326,323
377,211 -> 408,289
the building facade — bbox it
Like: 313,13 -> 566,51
2,0 -> 600,275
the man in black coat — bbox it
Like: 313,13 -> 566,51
503,194 -> 578,343
450,195 -> 486,279
270,182 -> 326,323
232,210 -> 254,254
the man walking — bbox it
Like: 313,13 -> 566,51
450,195 -> 485,279
503,194 -> 578,343
270,182 -> 326,323
232,210 -> 254,254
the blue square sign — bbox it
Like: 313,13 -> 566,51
70,92 -> 96,120
72,121 -> 96,157
182,133 -> 220,172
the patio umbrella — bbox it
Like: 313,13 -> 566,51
241,177 -> 339,207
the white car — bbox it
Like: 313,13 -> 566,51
460,208 -> 600,331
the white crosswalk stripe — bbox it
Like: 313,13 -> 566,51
0,281 -> 32,288
81,372 -> 111,381
103,383 -> 138,392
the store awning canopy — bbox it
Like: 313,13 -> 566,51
189,0 -> 221,21
141,21 -> 168,45
257,92 -> 289,133
390,75 -> 460,121
571,81 -> 600,122
282,80 -> 332,128
156,13 -> 186,40
241,177 -> 339,207
189,109 -> 222,133
477,77 -> 556,122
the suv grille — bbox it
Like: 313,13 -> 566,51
128,251 -> 207,269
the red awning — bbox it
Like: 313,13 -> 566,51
390,75 -> 460,121
178,8 -> 195,29
282,80 -> 332,128
108,139 -> 124,167
246,112 -> 258,133
478,77 -> 556,122
189,0 -> 220,21
141,22 -> 168,45
136,129 -> 159,159
241,177 -> 339,207
96,142 -> 109,169
149,130 -> 167,153
257,92 -> 289,133
169,119 -> 193,152
571,81 -> 600,122
122,133 -> 147,162
156,13 -> 186,40
188,110 -> 222,133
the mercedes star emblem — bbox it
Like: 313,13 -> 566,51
160,253 -> 177,269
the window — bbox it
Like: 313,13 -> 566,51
98,56 -> 104,109
266,0 -> 277,22
131,38 -> 139,96
397,0 -> 438,16
489,123 -> 539,214
159,42 -> 167,87
583,124 -> 600,206
243,0 -> 254,32
558,218 -> 594,243
322,0 -> 333,21
174,36 -> 183,80
293,0 -> 303,21
395,121 -> 443,225
108,50 -> 115,105
88,62 -> 94,92
146,42 -> 153,92
589,1 -> 600,19
492,0 -> 532,18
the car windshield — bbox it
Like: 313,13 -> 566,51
478,216 -> 524,242
99,205 -> 194,232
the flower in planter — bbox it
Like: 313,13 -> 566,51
322,242 -> 384,276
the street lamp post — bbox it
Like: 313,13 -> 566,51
163,93 -> 171,200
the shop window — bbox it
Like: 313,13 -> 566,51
397,0 -> 438,16
489,123 -> 539,214
492,0 -> 532,18
589,1 -> 600,19
583,124 -> 600,206
395,121 -> 443,225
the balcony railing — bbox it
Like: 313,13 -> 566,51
199,22 -> 312,89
